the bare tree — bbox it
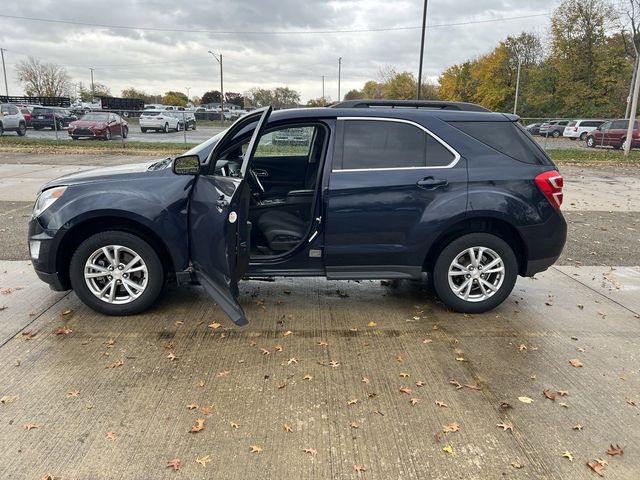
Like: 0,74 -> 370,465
16,57 -> 71,97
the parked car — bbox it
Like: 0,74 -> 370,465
525,123 -> 542,136
168,111 -> 197,130
68,112 -> 128,140
28,100 -> 566,325
139,110 -> 180,132
540,120 -> 571,138
30,107 -> 77,130
562,119 -> 605,141
0,103 -> 27,136
585,119 -> 640,149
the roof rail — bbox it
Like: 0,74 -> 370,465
330,99 -> 489,112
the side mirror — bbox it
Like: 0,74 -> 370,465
173,155 -> 201,175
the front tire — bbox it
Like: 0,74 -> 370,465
69,231 -> 164,316
552,130 -> 560,138
17,122 -> 26,136
105,128 -> 112,140
122,126 -> 128,138
586,136 -> 595,148
163,123 -> 169,133
432,233 -> 518,314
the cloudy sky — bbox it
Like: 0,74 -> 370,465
0,0 -> 562,103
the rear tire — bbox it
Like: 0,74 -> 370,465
105,128 -> 112,141
17,122 -> 26,136
141,128 -> 147,133
0,122 -> 4,135
432,233 -> 518,314
163,123 -> 169,133
552,130 -> 560,138
586,136 -> 595,148
580,132 -> 588,141
122,126 -> 128,138
69,231 -> 164,316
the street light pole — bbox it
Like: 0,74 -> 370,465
513,57 -> 522,115
89,67 -> 95,99
208,51 -> 224,121
185,86 -> 191,104
322,75 -> 325,106
338,57 -> 342,101
416,0 -> 429,99
0,48 -> 8,98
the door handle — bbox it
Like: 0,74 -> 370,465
253,168 -> 269,177
417,176 -> 448,189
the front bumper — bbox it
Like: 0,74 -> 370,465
28,216 -> 70,291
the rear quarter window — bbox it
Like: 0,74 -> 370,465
449,121 -> 552,165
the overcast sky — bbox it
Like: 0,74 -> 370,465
0,0 -> 562,103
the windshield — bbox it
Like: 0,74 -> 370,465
80,113 -> 109,121
181,129 -> 228,162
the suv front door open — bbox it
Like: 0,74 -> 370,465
188,107 -> 272,325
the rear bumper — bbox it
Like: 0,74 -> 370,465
517,210 -> 567,277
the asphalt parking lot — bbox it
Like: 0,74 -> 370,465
0,152 -> 639,479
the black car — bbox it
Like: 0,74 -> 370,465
28,100 -> 567,325
525,123 -> 542,136
30,107 -> 77,130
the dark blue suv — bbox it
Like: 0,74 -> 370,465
28,100 -> 566,325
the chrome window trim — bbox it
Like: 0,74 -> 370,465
333,116 -> 461,172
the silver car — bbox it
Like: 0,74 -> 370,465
0,104 -> 27,136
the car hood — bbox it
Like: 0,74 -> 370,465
71,120 -> 106,128
41,159 -> 173,191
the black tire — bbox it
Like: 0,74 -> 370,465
163,123 -> 169,133
579,132 -> 588,141
16,122 -> 26,136
105,128 -> 112,140
141,127 -> 147,133
69,231 -> 164,316
192,122 -> 196,131
569,137 -> 576,141
33,126 -> 42,131
586,136 -> 595,148
552,130 -> 560,138
613,143 -> 621,150
0,122 -> 4,135
71,136 -> 79,140
122,126 -> 128,138
432,233 -> 518,314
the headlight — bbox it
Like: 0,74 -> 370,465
33,186 -> 67,217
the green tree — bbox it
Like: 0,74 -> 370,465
162,91 -> 188,106
343,89 -> 363,100
225,92 -> 245,107
306,97 -> 327,107
121,87 -> 157,103
201,90 -> 222,105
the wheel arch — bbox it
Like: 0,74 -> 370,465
422,216 -> 527,276
55,216 -> 176,289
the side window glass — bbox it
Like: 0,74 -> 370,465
255,126 -> 314,157
341,120 -> 429,170
426,135 -> 456,167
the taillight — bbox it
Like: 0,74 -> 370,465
535,171 -> 563,209
573,127 -> 578,132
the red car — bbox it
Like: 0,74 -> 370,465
586,119 -> 640,149
68,112 -> 128,140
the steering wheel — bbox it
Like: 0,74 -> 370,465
248,169 -> 266,195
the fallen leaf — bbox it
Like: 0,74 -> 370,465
287,358 -> 298,365
104,338 -> 115,348
562,451 -> 574,462
21,330 -> 38,340
435,401 -> 448,408
455,357 -> 466,362
62,309 -> 73,316
442,445 -> 454,454
196,455 -> 211,467
587,459 -> 607,477
23,423 -> 39,430
559,401 -> 569,408
569,358 -> 583,368
164,341 -> 175,349
167,458 -> 181,471
449,379 -> 464,389
41,474 -> 56,480
367,321 -> 377,327
277,382 -> 287,389
573,424 -> 583,431
328,360 -> 340,368
231,422 -> 240,429
174,320 -> 184,326
283,330 -> 293,337
200,405 -> 214,416
66,391 -> 80,398
0,305 -> 7,311
250,445 -> 263,453
105,360 -> 124,369
353,465 -> 367,473
208,322 -> 221,330
186,403 -> 199,410
275,345 -> 283,352
361,377 -> 370,385
260,348 -> 271,356
190,418 -> 206,433
167,352 -> 178,362
347,398 -> 358,406
557,390 -> 569,396
303,374 -> 313,381
518,396 -> 534,404
443,422 -> 460,433
518,344 -> 527,351
399,372 -> 410,378
317,340 -> 329,347
511,462 -> 523,469
216,370 -> 230,377
626,399 -> 637,406
415,381 -> 426,387
606,444 -> 624,456
303,447 -> 317,455
399,386 -> 412,395
54,326 -> 73,335
0,395 -> 19,404
500,401 -> 512,409
248,341 -> 257,347
283,423 -> 294,433
464,383 -> 482,391
410,398 -> 419,406
497,422 -> 514,432
196,379 -> 206,388
422,338 -> 433,344
105,431 -> 118,441
543,389 -> 557,401
350,421 -> 360,429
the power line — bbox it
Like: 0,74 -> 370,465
0,12 -> 551,35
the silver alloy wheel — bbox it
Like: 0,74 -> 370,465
447,246 -> 505,303
84,245 -> 149,305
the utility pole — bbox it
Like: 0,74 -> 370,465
1,48 -> 9,97
89,67 -> 95,99
338,57 -> 342,101
322,75 -> 325,106
416,0 -> 429,99
626,56 -> 639,119
208,51 -> 224,121
624,50 -> 640,158
513,57 -> 522,115
185,86 -> 191,104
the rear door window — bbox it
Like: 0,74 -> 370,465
449,121 -> 551,165
339,120 -> 455,170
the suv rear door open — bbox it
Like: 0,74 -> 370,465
188,107 -> 272,325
